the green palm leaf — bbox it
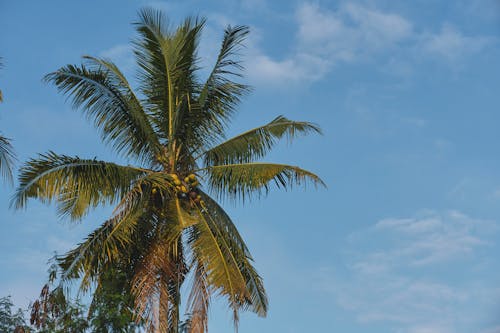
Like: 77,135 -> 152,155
58,173 -> 175,288
13,152 -> 146,219
201,162 -> 325,201
199,192 -> 267,316
202,116 -> 321,166
193,25 -> 250,149
188,204 -> 247,323
44,63 -> 161,165
0,134 -> 15,183
134,9 -> 204,145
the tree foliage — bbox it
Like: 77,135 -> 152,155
15,8 -> 324,332
0,296 -> 29,332
28,262 -> 139,333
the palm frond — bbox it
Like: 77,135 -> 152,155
58,187 -> 147,289
134,9 -> 204,144
13,152 -> 146,219
200,162 -> 326,201
57,173 -> 175,288
132,219 -> 187,332
44,62 -> 161,165
192,25 -> 251,150
0,134 -> 15,183
202,116 -> 321,166
199,192 -> 267,316
188,200 -> 255,326
132,234 -> 183,333
186,260 -> 210,333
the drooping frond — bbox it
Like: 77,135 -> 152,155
192,25 -> 251,150
57,172 -> 176,289
132,227 -> 185,333
199,192 -> 267,317
44,62 -> 161,165
14,152 -> 146,219
200,162 -> 326,201
0,134 -> 15,183
186,260 -> 210,333
188,201 -> 251,325
58,189 -> 146,289
134,8 -> 205,144
202,116 -> 321,166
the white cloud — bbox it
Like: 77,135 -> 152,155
245,2 -> 498,86
421,23 -> 494,62
372,210 -> 493,266
247,2 -> 413,85
318,210 -> 500,332
297,3 -> 412,56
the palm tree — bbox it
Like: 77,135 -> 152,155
14,9 -> 324,333
0,57 -> 15,183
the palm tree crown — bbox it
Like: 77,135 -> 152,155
14,9 -> 324,332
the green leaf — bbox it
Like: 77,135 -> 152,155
134,9 -> 205,144
201,162 -> 326,201
199,191 -> 267,317
13,152 -> 146,220
0,134 -> 15,183
191,25 -> 251,151
202,115 -> 321,166
44,62 -> 161,165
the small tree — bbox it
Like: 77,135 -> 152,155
88,267 -> 142,332
0,296 -> 30,332
29,265 -> 89,333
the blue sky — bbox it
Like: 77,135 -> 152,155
1,0 -> 500,332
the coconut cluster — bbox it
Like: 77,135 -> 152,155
171,173 -> 204,205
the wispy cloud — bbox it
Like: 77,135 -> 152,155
245,2 -> 497,86
318,210 -> 500,332
246,2 -> 413,85
297,3 -> 412,57
420,23 -> 495,63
